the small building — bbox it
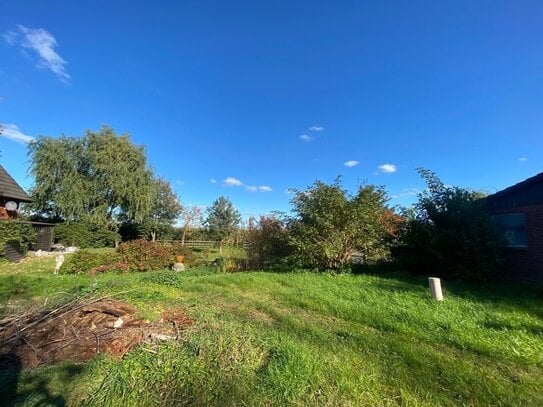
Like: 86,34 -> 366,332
0,164 -> 32,219
0,164 -> 54,259
485,172 -> 543,282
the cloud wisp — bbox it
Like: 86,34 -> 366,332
247,185 -> 272,192
344,160 -> 359,168
4,25 -> 70,82
309,126 -> 324,132
378,163 -> 397,174
1,124 -> 35,144
518,157 -> 528,162
300,134 -> 312,142
221,177 -> 272,192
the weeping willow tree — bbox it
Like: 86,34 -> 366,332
27,126 -> 154,229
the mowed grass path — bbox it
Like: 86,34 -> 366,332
1,260 -> 543,406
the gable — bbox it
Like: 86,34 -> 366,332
0,165 -> 32,203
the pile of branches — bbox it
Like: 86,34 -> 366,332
0,295 -> 193,369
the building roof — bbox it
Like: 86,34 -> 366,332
486,172 -> 543,209
0,164 -> 32,203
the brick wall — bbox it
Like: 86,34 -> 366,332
489,204 -> 543,282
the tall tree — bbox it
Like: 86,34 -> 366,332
205,196 -> 241,254
289,178 -> 396,270
28,126 -> 153,228
139,178 -> 182,241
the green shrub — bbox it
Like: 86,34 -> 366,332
117,239 -> 174,271
0,221 -> 36,257
55,222 -> 120,248
397,169 -> 503,281
59,250 -> 122,274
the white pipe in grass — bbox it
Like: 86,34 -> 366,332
428,277 -> 444,301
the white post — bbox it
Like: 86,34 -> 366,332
428,277 -> 444,301
54,254 -> 64,274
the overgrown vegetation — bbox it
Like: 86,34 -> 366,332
397,169 -> 504,280
59,241 -> 201,274
246,214 -> 291,269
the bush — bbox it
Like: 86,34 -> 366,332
246,215 -> 291,269
0,221 -> 36,257
117,240 -> 173,271
397,169 -> 503,281
55,222 -> 120,248
59,250 -> 123,274
289,178 -> 396,270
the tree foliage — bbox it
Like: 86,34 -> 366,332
398,168 -> 503,280
137,178 -> 182,241
289,178 -> 397,270
28,126 -> 153,228
205,196 -> 241,252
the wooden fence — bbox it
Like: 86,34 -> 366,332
157,240 -> 249,249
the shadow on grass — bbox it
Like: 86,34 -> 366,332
0,356 -> 85,407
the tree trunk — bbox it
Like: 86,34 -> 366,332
151,231 -> 156,242
181,229 -> 186,246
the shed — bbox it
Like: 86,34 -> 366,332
485,172 -> 543,282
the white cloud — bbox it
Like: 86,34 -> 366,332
223,177 -> 243,187
344,160 -> 359,168
258,186 -> 272,192
4,25 -> 70,82
1,123 -> 35,144
175,179 -> 184,186
519,157 -> 528,162
300,134 -> 312,142
210,179 -> 217,184
378,163 -> 397,174
309,126 -> 324,132
246,185 -> 258,192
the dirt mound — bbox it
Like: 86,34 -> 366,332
0,298 -> 193,369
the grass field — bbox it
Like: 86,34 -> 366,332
1,256 -> 543,406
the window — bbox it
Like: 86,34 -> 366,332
491,212 -> 528,248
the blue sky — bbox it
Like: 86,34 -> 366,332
1,0 -> 542,219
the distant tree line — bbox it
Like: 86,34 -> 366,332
24,125 -> 504,280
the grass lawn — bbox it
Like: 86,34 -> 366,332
1,258 -> 542,406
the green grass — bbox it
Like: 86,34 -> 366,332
1,261 -> 542,406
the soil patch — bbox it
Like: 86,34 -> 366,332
0,298 -> 193,369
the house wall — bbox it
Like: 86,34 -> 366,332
488,204 -> 543,282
